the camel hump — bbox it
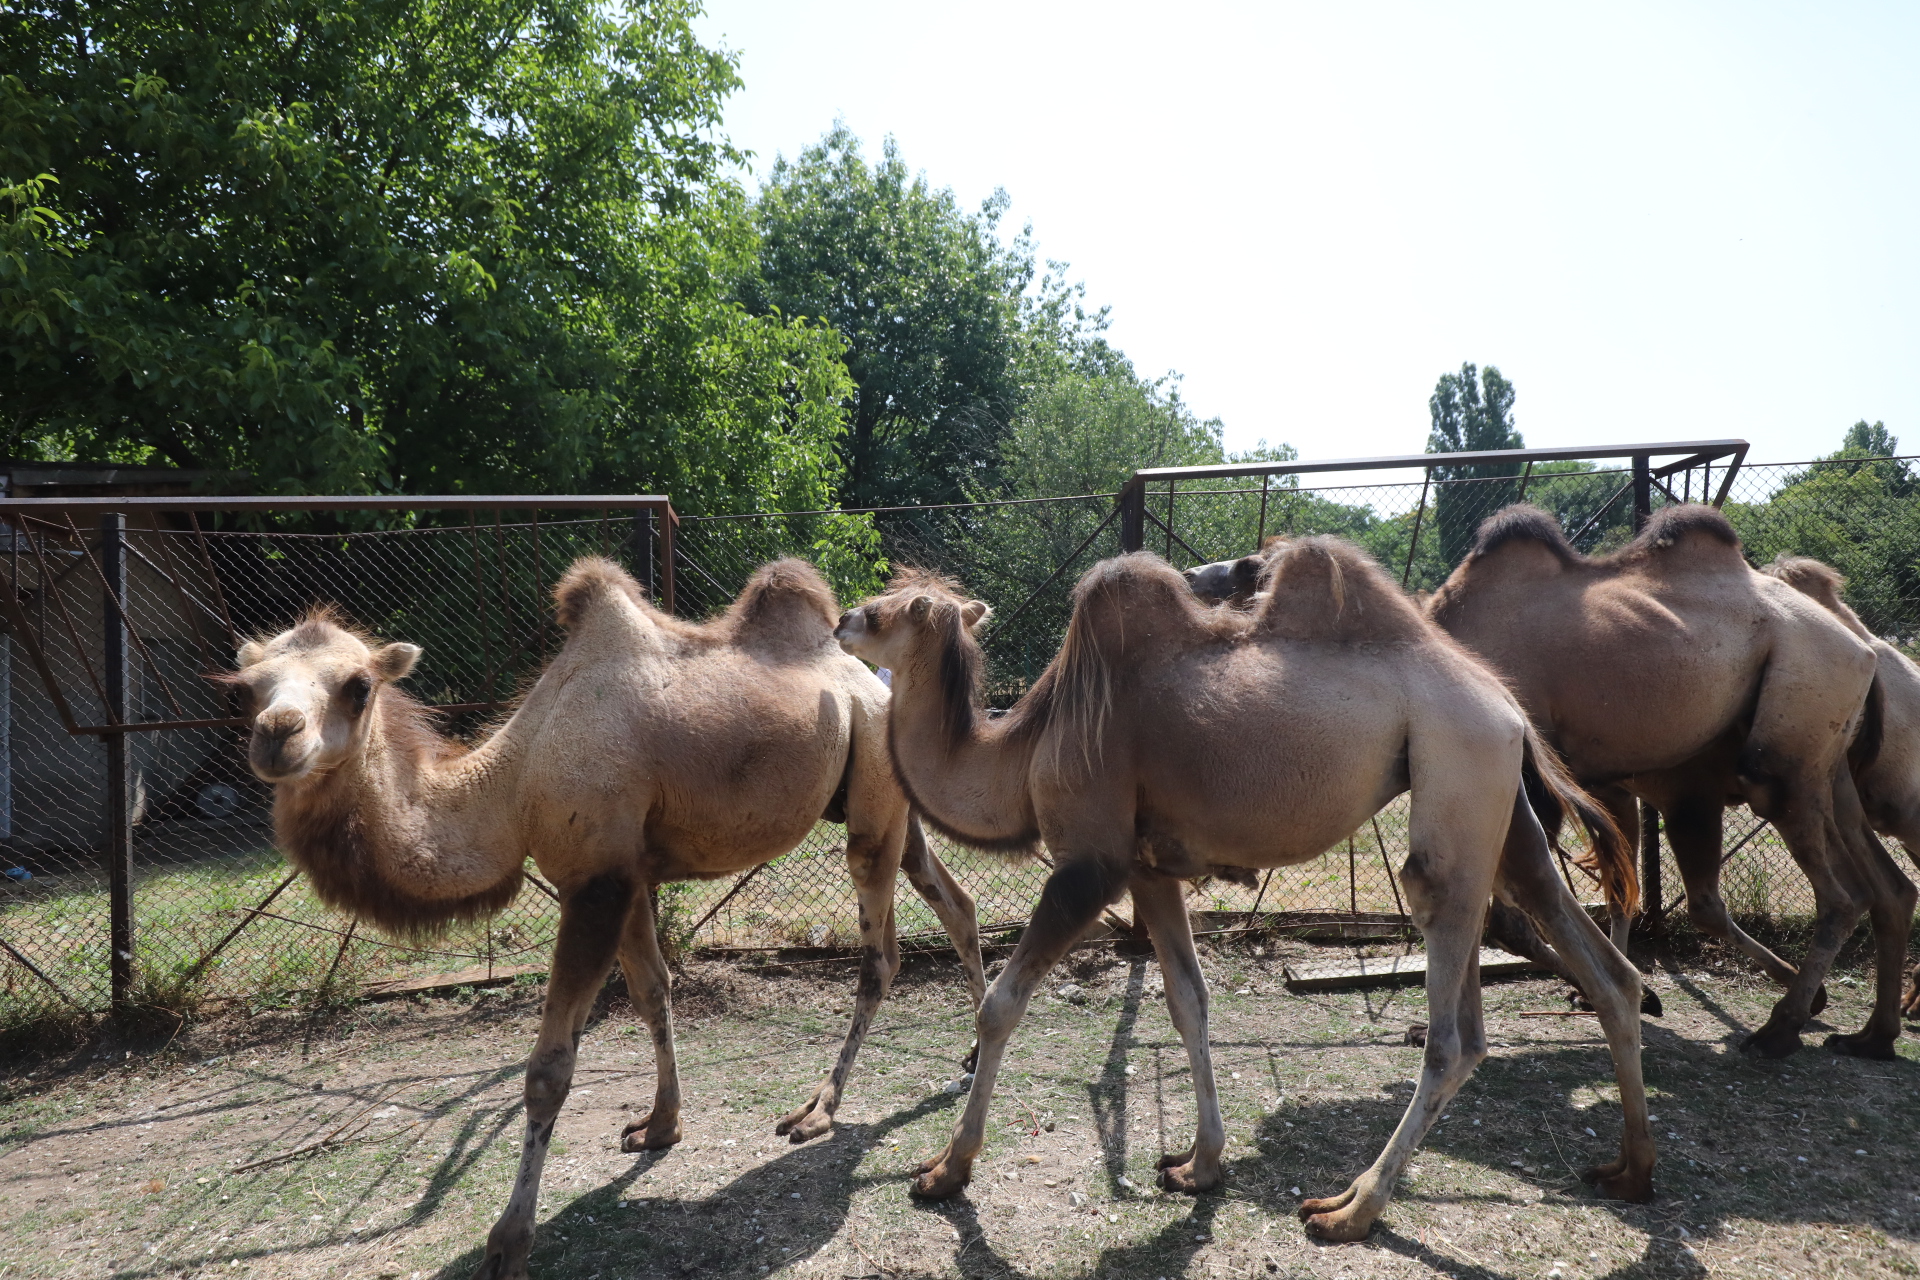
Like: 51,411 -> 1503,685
1628,503 -> 1743,557
1468,504 -> 1580,567
725,557 -> 841,640
1253,536 -> 1428,643
553,557 -> 649,631
1762,555 -> 1872,640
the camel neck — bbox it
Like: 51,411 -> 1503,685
887,646 -> 1040,849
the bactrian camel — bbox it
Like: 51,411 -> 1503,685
232,558 -> 987,1280
1426,504 -> 1915,1059
1762,554 -> 1920,1019
836,543 -> 1652,1241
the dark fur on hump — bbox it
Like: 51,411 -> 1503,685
1252,536 -> 1431,642
1468,504 -> 1581,566
1628,503 -> 1741,553
267,624 -> 515,939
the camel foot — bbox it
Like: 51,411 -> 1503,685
619,1112 -> 683,1153
1155,1155 -> 1222,1194
775,1086 -> 836,1143
961,1040 -> 980,1074
1740,1023 -> 1804,1059
469,1228 -> 532,1280
1823,1030 -> 1899,1060
1569,985 -> 1663,1017
1580,1161 -> 1653,1203
908,1149 -> 972,1199
1809,984 -> 1829,1017
1405,1023 -> 1428,1047
1901,969 -> 1918,1020
1300,1189 -> 1376,1243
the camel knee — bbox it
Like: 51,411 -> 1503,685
523,1051 -> 575,1118
1684,892 -> 1736,939
976,984 -> 1027,1043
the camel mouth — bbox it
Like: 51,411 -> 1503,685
248,734 -> 321,783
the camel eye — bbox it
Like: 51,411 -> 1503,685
342,674 -> 372,717
863,605 -> 881,629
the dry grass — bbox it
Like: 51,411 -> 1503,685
1,937 -> 1916,1279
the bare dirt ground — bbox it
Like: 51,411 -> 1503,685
2,936 -> 1917,1280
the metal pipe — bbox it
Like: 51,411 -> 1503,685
101,512 -> 134,1011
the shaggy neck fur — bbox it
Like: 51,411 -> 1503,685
274,687 -> 528,937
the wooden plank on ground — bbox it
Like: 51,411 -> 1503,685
1282,947 -> 1543,993
362,963 -> 545,998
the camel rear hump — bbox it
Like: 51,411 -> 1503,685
1252,537 -> 1430,644
554,557 -> 651,631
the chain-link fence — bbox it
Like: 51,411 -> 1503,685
3,449 -> 1915,1027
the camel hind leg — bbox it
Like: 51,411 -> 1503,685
473,872 -> 634,1280
618,884 -> 683,1152
1300,770 -> 1504,1241
1821,785 -> 1915,1059
1497,791 -> 1654,1201
1129,873 -> 1225,1193
777,817 -> 906,1142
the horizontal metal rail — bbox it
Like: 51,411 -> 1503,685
0,495 -> 671,513
1123,439 -> 1748,487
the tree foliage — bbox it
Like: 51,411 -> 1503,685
1426,362 -> 1523,564
0,0 -> 852,512
744,126 -> 1109,509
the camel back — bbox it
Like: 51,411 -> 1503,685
554,555 -> 839,654
1251,536 -> 1432,643
1436,504 -> 1750,615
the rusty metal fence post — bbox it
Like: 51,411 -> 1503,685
100,512 -> 134,1011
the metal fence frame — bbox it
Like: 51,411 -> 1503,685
0,495 -> 674,1012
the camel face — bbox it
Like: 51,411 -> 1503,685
1182,554 -> 1263,605
233,619 -> 421,782
834,595 -> 990,668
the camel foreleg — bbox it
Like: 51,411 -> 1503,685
898,811 -> 988,1070
473,872 -> 633,1280
1498,794 -> 1655,1202
778,830 -> 904,1143
1129,874 -> 1225,1193
618,884 -> 683,1152
910,854 -> 1128,1199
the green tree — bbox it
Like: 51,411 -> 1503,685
1729,421 -> 1920,643
743,125 -> 1043,509
0,0 -> 851,513
1426,362 -> 1523,565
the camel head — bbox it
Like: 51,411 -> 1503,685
834,571 -> 991,670
1182,553 -> 1266,606
231,615 -> 422,782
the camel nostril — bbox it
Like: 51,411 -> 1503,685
257,708 -> 308,741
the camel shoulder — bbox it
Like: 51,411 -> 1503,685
1252,536 -> 1430,643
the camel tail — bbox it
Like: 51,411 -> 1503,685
1520,722 -> 1639,919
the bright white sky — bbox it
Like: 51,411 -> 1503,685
694,1 -> 1917,470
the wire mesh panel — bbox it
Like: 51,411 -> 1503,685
4,457 -> 1917,1025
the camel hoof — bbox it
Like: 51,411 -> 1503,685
1296,1188 -> 1356,1221
1405,1022 -> 1428,1047
961,1041 -> 980,1074
620,1114 -> 682,1152
1740,1025 -> 1803,1059
908,1159 -> 970,1199
1809,984 -> 1829,1017
1823,1031 -> 1899,1060
1302,1209 -> 1374,1242
1640,987 -> 1664,1017
470,1232 -> 531,1280
782,1111 -> 834,1144
1580,1163 -> 1654,1203
1156,1160 -> 1221,1195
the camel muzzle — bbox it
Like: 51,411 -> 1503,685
248,710 -> 319,781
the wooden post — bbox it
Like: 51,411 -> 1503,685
101,512 -> 134,1012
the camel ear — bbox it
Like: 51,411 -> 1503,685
908,595 -> 935,622
235,640 -> 266,669
370,643 -> 422,682
960,599 -> 992,631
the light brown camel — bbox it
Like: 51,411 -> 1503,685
230,558 -> 987,1280
1762,554 -> 1920,1019
836,544 -> 1652,1241
1425,504 -> 1915,1059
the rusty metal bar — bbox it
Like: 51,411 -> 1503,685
1401,469 -> 1431,588
101,513 -> 134,1011
178,869 -> 302,987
